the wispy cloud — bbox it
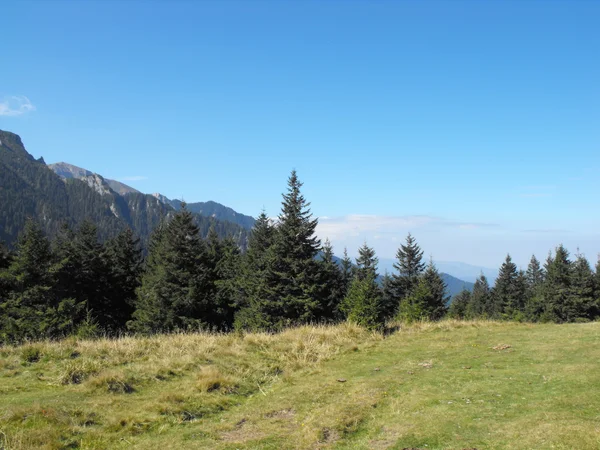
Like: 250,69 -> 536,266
522,229 -> 572,234
518,185 -> 555,199
316,214 -> 498,240
0,95 -> 36,116
118,176 -> 148,182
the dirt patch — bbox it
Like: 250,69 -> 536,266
418,361 -> 433,369
492,344 -> 511,351
318,427 -> 341,444
265,408 -> 295,419
221,420 -> 267,443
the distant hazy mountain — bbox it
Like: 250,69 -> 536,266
441,273 -> 475,299
434,261 -> 498,283
1,130 -> 249,249
380,258 -> 498,284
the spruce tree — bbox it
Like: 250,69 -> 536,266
449,289 -> 472,319
524,255 -> 545,321
341,243 -> 383,330
391,233 -> 425,299
315,239 -> 344,321
271,170 -> 321,327
569,252 -> 595,321
420,260 -> 449,320
339,247 -> 354,297
490,254 -> 520,319
235,211 -> 279,330
104,228 -> 143,329
541,245 -> 572,322
467,274 -> 491,318
0,220 -> 76,341
130,207 -> 210,333
355,242 -> 378,280
206,227 -> 241,330
380,272 -> 398,320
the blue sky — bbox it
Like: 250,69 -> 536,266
1,0 -> 599,268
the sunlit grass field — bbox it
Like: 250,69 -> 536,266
1,321 -> 599,449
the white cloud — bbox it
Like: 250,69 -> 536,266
119,176 -> 148,181
0,95 -> 36,116
316,214 -> 497,241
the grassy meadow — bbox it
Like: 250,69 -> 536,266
1,321 -> 599,449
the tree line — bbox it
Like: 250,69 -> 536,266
1,171 -> 599,343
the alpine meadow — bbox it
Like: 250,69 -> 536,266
2,1 -> 600,449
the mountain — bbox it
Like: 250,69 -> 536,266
380,258 -> 498,284
153,196 -> 256,230
0,130 -> 249,248
434,261 -> 498,283
48,162 -> 255,230
441,273 -> 475,299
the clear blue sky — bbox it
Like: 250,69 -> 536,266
1,0 -> 599,268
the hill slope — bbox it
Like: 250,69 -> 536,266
0,130 -> 249,248
1,321 -> 599,449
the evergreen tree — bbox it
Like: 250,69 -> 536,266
315,239 -> 344,321
398,259 -> 447,322
420,260 -> 449,320
104,228 -> 143,329
130,207 -> 210,333
380,272 -> 398,320
1,220 -> 79,341
206,227 -> 241,329
541,245 -> 572,322
340,243 -> 383,330
467,274 -> 491,318
342,272 -> 383,330
391,233 -> 426,299
491,254 -> 520,319
569,252 -> 595,321
0,241 -> 11,270
524,255 -> 545,321
355,242 -> 378,280
339,247 -> 354,297
449,289 -> 472,319
235,211 -> 279,330
271,170 -> 321,327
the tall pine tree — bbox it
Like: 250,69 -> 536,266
271,170 -> 321,327
130,207 -> 211,333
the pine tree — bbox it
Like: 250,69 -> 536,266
340,243 -> 383,330
235,211 -> 279,330
568,252 -> 595,321
467,274 -> 491,318
491,254 -> 520,319
315,239 -> 344,321
355,242 -> 378,280
420,260 -> 449,320
449,290 -> 472,319
339,247 -> 354,297
391,233 -> 426,299
0,219 -> 78,341
130,207 -> 210,333
526,255 -> 545,291
271,170 -> 321,327
380,272 -> 398,320
541,245 -> 572,322
524,255 -> 545,321
206,227 -> 241,330
342,272 -> 383,330
104,228 -> 143,329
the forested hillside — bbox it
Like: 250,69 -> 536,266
0,130 -> 249,248
2,159 -> 599,344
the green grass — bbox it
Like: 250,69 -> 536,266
1,321 -> 599,449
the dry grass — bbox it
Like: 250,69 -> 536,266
1,320 -> 599,449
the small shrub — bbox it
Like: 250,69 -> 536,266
197,366 -> 238,393
58,359 -> 100,384
88,371 -> 135,393
20,345 -> 42,363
